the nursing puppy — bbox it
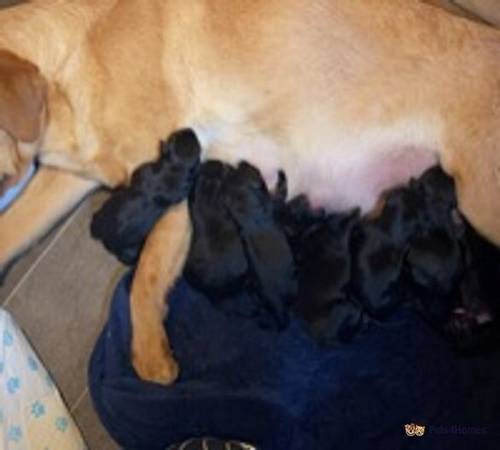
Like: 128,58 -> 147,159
223,163 -> 296,329
445,220 -> 500,353
185,160 -> 248,296
352,168 -> 461,319
187,163 -> 288,303
2,1 -> 500,383
91,129 -> 201,265
292,211 -> 364,345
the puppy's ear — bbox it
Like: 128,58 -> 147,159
0,50 -> 47,142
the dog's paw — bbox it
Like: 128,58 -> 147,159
132,338 -> 179,385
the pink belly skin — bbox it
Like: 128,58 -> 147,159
195,125 -> 438,214
269,145 -> 438,213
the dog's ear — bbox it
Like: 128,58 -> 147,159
0,50 -> 47,142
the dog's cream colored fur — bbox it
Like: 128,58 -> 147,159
1,0 -> 500,383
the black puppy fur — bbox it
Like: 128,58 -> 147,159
223,162 -> 297,330
443,221 -> 500,354
291,212 -> 364,345
91,129 -> 201,265
185,160 -> 296,331
185,160 -> 298,331
186,164 -> 289,299
282,166 -> 498,350
92,129 -> 499,351
396,170 -> 465,330
185,161 -> 248,295
350,167 -> 462,320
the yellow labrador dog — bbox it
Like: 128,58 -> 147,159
1,0 -> 500,384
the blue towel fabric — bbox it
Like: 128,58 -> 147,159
88,272 -> 499,450
0,162 -> 36,212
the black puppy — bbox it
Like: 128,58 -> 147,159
351,222 -> 407,319
293,211 -> 364,345
184,161 -> 248,295
185,162 -> 290,298
442,220 -> 500,354
186,160 -> 295,331
223,162 -> 297,330
91,129 -> 201,265
401,169 -> 465,326
351,167 -> 462,320
349,179 -> 436,318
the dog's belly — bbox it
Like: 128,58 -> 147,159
285,145 -> 438,212
198,125 -> 438,214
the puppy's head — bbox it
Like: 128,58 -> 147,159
224,162 -> 272,225
130,129 -> 201,206
414,166 -> 457,227
0,50 -> 46,199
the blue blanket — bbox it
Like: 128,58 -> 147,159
89,272 -> 497,450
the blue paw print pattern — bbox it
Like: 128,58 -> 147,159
3,329 -> 13,346
7,425 -> 23,443
55,416 -> 69,433
31,400 -> 46,419
7,376 -> 20,394
27,355 -> 39,371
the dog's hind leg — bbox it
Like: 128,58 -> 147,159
130,201 -> 192,385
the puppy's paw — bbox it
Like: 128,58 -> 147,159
132,337 -> 179,385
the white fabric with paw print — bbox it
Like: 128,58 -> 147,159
0,309 -> 86,450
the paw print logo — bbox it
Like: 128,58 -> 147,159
7,426 -> 22,443
3,330 -> 13,346
31,401 -> 46,419
7,377 -> 20,394
27,356 -> 39,371
55,417 -> 69,432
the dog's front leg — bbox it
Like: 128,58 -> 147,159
0,167 -> 97,273
130,201 -> 192,385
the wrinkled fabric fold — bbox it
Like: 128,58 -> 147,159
87,271 -> 500,450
